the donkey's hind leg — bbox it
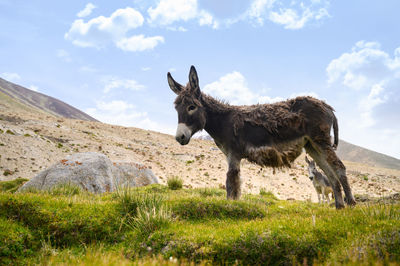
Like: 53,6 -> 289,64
226,155 -> 242,200
305,143 -> 345,209
322,146 -> 356,206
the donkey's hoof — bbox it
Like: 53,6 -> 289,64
335,202 -> 345,210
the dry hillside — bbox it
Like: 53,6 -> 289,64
1,104 -> 399,203
1,78 -> 399,202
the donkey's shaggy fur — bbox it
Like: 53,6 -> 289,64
168,66 -> 356,209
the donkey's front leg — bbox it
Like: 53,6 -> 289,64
226,156 -> 242,200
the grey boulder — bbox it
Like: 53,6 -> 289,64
18,152 -> 158,193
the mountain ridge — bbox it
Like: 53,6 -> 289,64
0,77 -> 96,121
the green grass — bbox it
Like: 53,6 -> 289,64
0,182 -> 399,265
0,178 -> 28,193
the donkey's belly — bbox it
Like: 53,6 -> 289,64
245,137 -> 306,168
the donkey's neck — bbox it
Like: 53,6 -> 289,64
201,93 -> 233,142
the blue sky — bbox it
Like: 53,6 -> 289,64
1,0 -> 400,158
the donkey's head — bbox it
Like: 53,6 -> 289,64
305,156 -> 318,181
168,66 -> 206,145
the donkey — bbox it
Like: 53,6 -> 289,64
305,156 -> 334,204
167,66 -> 356,209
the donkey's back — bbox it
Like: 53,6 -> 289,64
237,96 -> 338,168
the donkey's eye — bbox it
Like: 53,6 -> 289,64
187,105 -> 196,112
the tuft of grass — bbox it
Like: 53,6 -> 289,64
56,143 -> 63,148
125,205 -> 171,237
5,129 -> 15,135
259,188 -> 278,200
115,186 -> 172,237
47,183 -> 83,196
195,187 -> 226,198
0,178 -> 28,193
167,177 -> 183,190
24,133 -> 31,137
115,186 -> 165,217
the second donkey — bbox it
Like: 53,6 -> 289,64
306,156 -> 334,204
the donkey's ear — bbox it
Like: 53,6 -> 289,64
167,72 -> 184,95
189,65 -> 200,97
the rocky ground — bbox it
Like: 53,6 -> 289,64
1,106 -> 399,202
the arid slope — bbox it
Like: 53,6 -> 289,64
1,105 -> 399,203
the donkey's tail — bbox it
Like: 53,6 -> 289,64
332,113 -> 339,150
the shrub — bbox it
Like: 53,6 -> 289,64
3,169 -> 13,176
167,177 -> 183,190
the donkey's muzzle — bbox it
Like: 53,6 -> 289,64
175,123 -> 192,145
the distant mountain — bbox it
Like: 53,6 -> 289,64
0,77 -> 96,121
336,140 -> 400,170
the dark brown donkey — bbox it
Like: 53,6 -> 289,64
168,66 -> 356,209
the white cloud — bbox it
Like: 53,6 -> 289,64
116,35 -> 164,52
77,3 -> 97,18
203,71 -> 283,105
28,85 -> 39,92
246,0 -> 329,29
85,100 -> 174,134
65,7 -> 164,51
166,26 -> 188,32
1,72 -> 21,82
56,49 -> 72,62
247,0 -> 277,25
141,67 -> 151,71
103,77 -> 145,93
326,41 -> 400,128
326,41 -> 400,158
147,0 -> 218,29
269,8 -> 312,30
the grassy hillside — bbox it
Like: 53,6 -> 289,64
1,179 -> 399,265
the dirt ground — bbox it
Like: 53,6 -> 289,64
1,106 -> 399,202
